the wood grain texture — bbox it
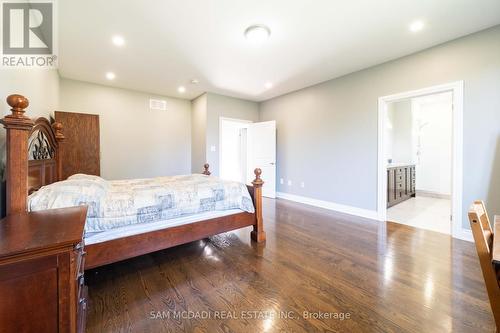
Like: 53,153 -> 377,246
86,198 -> 495,332
469,201 -> 500,329
0,207 -> 87,333
85,167 -> 265,269
85,212 -> 256,270
54,111 -> 100,179
493,215 -> 500,266
1,95 -> 34,214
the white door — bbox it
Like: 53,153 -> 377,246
247,121 -> 276,198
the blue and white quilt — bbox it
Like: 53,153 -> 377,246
28,174 -> 254,233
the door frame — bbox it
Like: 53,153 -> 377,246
377,81 -> 471,241
219,117 -> 252,182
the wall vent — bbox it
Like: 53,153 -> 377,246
149,99 -> 167,111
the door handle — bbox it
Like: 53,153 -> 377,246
270,162 -> 275,165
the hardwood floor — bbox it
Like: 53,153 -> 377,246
86,198 -> 495,332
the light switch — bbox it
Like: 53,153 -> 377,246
210,145 -> 216,152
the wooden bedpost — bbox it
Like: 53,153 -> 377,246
53,122 -> 65,181
250,168 -> 266,242
1,94 -> 34,215
202,163 -> 211,175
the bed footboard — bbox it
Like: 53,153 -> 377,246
204,163 -> 266,243
248,168 -> 266,242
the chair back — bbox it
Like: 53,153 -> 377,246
468,200 -> 500,329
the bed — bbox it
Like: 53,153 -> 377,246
1,94 -> 266,269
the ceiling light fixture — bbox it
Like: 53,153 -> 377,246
105,72 -> 116,80
178,86 -> 186,93
264,82 -> 273,89
112,35 -> 125,46
244,24 -> 271,42
409,20 -> 425,32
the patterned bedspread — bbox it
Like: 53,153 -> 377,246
28,174 -> 255,233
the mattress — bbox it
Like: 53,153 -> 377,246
28,173 -> 255,234
84,209 -> 244,245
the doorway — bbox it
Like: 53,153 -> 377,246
377,81 -> 469,241
219,118 -> 277,198
219,117 -> 251,183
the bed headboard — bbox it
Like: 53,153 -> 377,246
2,94 -> 65,215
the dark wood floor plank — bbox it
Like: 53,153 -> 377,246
86,198 -> 495,332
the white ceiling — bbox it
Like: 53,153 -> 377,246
58,0 -> 500,102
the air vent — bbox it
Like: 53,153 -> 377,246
149,99 -> 167,111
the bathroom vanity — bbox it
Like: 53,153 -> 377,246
387,164 -> 416,208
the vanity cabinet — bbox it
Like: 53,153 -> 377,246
387,164 -> 416,208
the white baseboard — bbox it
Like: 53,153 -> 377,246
453,228 -> 473,242
416,190 -> 451,200
276,192 -> 380,221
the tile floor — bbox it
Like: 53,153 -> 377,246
387,196 -> 451,234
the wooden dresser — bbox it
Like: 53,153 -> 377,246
0,206 -> 87,333
387,164 -> 416,208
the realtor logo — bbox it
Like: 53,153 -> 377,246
1,1 -> 57,67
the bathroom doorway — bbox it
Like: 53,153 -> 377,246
377,82 -> 469,241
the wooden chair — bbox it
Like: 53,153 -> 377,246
468,200 -> 500,329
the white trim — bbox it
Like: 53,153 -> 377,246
454,228 -> 473,242
277,192 -> 380,221
377,81 -> 469,241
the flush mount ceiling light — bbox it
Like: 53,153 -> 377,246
105,72 -> 115,80
409,20 -> 425,32
178,86 -> 186,93
264,82 -> 273,89
112,35 -> 125,46
244,24 -> 271,42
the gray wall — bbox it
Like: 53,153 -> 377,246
59,79 -> 191,179
190,92 -> 259,176
259,25 -> 500,229
191,93 -> 207,173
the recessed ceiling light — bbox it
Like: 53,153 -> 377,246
409,20 -> 425,32
178,86 -> 186,93
112,35 -> 125,46
105,72 -> 115,80
244,24 -> 271,43
190,79 -> 199,84
264,82 -> 273,89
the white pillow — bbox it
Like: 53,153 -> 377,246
68,174 -> 109,190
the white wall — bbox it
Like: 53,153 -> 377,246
59,78 -> 191,179
412,92 -> 453,196
386,100 -> 414,164
0,69 -> 60,120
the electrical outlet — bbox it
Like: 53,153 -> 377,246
300,182 -> 305,188
280,178 -> 284,185
287,180 -> 292,186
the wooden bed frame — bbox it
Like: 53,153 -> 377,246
1,94 -> 266,269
